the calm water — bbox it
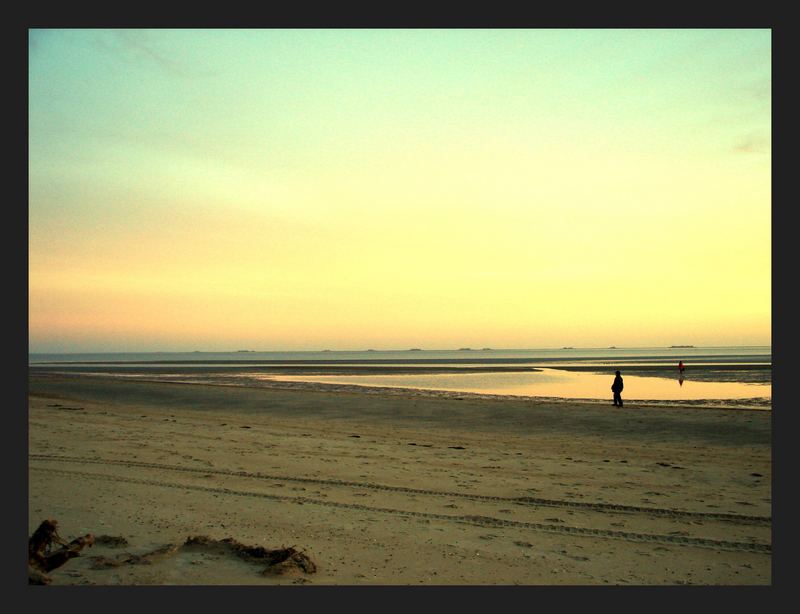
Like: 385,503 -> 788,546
29,346 -> 771,365
264,368 -> 771,404
29,346 -> 771,407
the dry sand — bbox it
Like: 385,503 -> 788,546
28,374 -> 771,585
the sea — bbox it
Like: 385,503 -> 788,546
29,346 -> 771,409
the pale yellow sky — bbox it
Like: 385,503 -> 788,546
29,29 -> 771,352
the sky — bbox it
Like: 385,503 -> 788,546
28,29 -> 771,352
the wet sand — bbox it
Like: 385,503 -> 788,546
28,374 -> 771,585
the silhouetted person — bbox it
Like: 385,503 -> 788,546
678,361 -> 685,375
611,370 -> 624,406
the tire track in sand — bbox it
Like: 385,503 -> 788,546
29,454 -> 770,525
29,463 -> 771,554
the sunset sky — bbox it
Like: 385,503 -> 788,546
29,29 -> 771,352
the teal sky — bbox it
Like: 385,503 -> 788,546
29,29 -> 771,352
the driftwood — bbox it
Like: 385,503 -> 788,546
28,519 -> 94,584
183,535 -> 317,575
90,535 -> 317,576
29,520 -> 316,582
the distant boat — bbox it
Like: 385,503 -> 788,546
562,346 -> 574,349
608,346 -> 617,349
408,348 -> 422,351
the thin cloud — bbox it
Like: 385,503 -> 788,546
113,30 -> 185,75
733,135 -> 770,154
748,78 -> 772,102
93,29 -> 213,78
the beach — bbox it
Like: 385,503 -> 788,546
28,374 -> 771,585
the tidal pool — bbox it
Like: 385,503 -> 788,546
265,367 -> 771,404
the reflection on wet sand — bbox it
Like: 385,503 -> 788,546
265,368 -> 770,404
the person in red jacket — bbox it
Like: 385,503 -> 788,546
678,361 -> 685,375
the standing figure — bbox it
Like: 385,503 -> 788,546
678,360 -> 685,375
611,370 -> 624,407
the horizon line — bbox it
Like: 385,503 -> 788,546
29,344 -> 773,355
